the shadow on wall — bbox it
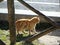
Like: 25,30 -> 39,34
36,22 -> 52,31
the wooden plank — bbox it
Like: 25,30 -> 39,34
7,0 -> 16,45
25,26 -> 57,42
18,0 -> 58,28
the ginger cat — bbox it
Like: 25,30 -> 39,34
16,17 -> 40,35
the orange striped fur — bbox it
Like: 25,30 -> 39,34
15,17 -> 40,35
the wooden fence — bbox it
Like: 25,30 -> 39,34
0,0 -> 60,45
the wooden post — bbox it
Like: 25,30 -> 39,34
7,0 -> 16,45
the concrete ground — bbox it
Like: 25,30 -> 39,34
38,29 -> 60,45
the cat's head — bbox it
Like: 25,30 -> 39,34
31,17 -> 40,23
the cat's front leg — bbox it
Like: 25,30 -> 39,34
29,30 -> 31,36
32,27 -> 37,34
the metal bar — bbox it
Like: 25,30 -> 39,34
7,0 -> 16,45
26,26 -> 56,42
18,0 -> 58,28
